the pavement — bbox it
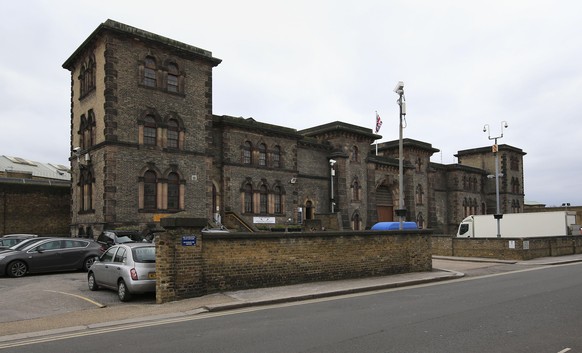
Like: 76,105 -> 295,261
2,254 -> 582,344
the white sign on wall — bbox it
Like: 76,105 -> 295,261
253,217 -> 276,224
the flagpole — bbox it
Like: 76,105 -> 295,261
375,111 -> 380,156
374,110 -> 381,156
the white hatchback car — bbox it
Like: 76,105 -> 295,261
87,243 -> 156,301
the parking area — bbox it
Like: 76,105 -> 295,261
0,271 -> 155,323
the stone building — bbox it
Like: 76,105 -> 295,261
62,19 -> 526,237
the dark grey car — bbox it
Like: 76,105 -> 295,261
0,238 -> 103,278
0,234 -> 39,250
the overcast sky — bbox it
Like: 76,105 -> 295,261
1,0 -> 580,207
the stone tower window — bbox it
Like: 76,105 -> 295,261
274,186 -> 282,214
143,170 -> 157,210
258,143 -> 267,166
243,141 -> 252,164
144,57 -> 157,87
167,172 -> 180,210
260,184 -> 268,213
167,119 -> 179,149
143,115 -> 157,146
351,146 -> 359,162
167,63 -> 179,92
79,166 -> 94,212
272,145 -> 281,168
244,183 -> 253,213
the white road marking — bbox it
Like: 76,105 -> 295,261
44,290 -> 106,308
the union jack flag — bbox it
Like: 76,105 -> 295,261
375,112 -> 382,133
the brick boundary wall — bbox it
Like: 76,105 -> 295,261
155,215 -> 432,303
0,181 -> 70,236
431,234 -> 582,260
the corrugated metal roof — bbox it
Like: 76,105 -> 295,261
0,155 -> 70,181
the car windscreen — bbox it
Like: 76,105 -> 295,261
132,247 -> 155,263
10,238 -> 45,250
116,236 -> 134,243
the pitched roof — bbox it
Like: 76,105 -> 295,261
0,155 -> 70,181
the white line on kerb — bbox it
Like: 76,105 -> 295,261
44,290 -> 106,308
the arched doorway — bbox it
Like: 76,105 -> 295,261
305,200 -> 314,220
376,185 -> 394,222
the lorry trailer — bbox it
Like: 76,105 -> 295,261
456,211 -> 578,238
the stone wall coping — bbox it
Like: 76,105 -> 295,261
203,229 -> 433,240
160,217 -> 207,228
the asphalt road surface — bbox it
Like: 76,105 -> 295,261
2,262 -> 581,353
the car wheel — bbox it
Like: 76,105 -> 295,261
88,272 -> 99,291
83,256 -> 98,272
7,260 -> 27,278
118,279 -> 132,302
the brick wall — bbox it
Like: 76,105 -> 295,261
156,215 -> 432,303
432,235 -> 582,260
0,181 -> 70,236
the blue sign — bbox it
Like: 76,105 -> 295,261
181,235 -> 197,246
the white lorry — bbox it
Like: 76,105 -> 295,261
456,211 -> 579,238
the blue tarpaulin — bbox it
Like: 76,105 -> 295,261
371,222 -> 418,230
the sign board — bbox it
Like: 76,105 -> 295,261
181,235 -> 197,246
253,217 -> 276,224
523,240 -> 529,250
509,240 -> 515,249
153,213 -> 170,222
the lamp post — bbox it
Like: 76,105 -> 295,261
329,159 -> 336,213
483,121 -> 508,237
394,81 -> 407,229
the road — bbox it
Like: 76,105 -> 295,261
2,262 -> 581,353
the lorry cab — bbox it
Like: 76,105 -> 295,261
456,216 -> 473,237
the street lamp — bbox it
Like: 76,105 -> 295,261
394,81 -> 407,229
329,159 -> 336,213
483,121 -> 508,237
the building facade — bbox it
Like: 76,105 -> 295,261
63,20 -> 526,237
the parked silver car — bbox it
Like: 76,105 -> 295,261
87,243 -> 156,301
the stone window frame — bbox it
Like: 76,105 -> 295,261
273,185 -> 283,214
143,56 -> 157,88
351,177 -> 361,201
166,62 -> 180,93
139,165 -> 185,212
163,114 -> 185,150
240,179 -> 286,215
243,181 -> 253,213
78,109 -> 96,150
351,211 -> 361,230
462,197 -> 478,217
78,165 -> 95,213
351,146 -> 359,163
143,115 -> 157,146
242,141 -> 253,164
79,54 -> 96,99
138,110 -> 163,148
259,183 -> 269,214
415,184 -> 424,205
258,143 -> 267,167
138,56 -> 185,95
272,145 -> 281,168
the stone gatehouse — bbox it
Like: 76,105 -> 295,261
62,19 -> 526,237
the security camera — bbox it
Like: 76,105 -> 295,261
393,81 -> 404,94
503,122 -> 509,128
73,147 -> 81,152
329,159 -> 336,165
